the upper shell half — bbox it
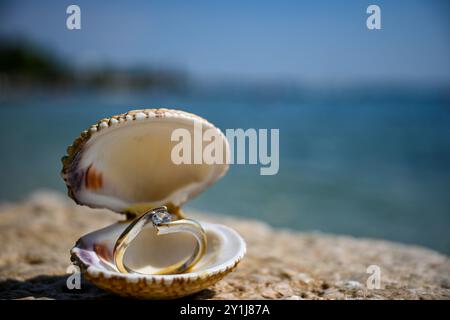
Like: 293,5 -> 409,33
61,109 -> 230,217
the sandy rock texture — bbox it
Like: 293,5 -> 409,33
0,191 -> 449,300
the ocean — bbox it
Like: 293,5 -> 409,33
1,86 -> 449,255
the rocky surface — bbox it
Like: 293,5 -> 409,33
0,191 -> 449,300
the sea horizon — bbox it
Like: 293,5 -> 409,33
1,84 -> 449,255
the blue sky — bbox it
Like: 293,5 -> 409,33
0,0 -> 449,84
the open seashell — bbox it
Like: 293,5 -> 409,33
62,109 -> 246,299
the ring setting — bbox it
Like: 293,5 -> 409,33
150,207 -> 173,226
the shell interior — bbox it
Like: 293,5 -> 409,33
71,221 -> 246,298
62,109 -> 229,216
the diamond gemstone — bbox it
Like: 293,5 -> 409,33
151,210 -> 172,225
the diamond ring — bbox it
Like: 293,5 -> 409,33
113,206 -> 207,275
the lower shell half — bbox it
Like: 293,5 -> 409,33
71,221 -> 246,299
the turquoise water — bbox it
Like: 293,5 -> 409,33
1,87 -> 449,254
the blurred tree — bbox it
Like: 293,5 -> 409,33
0,38 -> 188,92
0,39 -> 72,86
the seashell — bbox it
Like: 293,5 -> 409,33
61,109 -> 229,218
71,220 -> 246,299
62,108 -> 246,299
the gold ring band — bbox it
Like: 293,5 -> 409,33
113,206 -> 207,275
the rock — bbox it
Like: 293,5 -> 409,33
284,295 -> 303,300
341,280 -> 364,290
0,191 -> 449,300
